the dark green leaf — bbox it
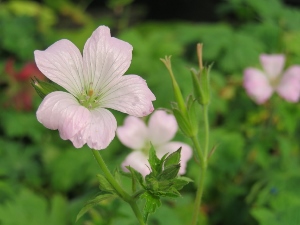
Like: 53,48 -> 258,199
164,147 -> 181,168
157,164 -> 180,181
76,193 -> 116,221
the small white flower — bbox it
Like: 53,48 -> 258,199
117,110 -> 192,176
35,26 -> 155,150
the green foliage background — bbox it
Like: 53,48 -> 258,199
1,0 -> 300,224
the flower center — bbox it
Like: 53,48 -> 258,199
141,141 -> 151,156
78,88 -> 101,109
269,75 -> 281,88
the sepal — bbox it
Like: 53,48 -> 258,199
31,77 -> 65,99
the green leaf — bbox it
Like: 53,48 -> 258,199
157,164 -> 180,181
155,188 -> 181,198
145,176 -> 159,191
172,177 -> 193,190
126,166 -> 145,191
97,174 -> 115,192
164,147 -> 181,168
76,193 -> 116,221
0,189 -> 67,225
141,192 -> 161,214
148,144 -> 163,175
172,108 -> 194,137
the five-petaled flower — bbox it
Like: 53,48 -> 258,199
34,26 -> 155,150
117,110 -> 192,176
243,54 -> 300,104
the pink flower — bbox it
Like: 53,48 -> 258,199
117,110 -> 192,176
243,54 -> 300,104
34,26 -> 155,150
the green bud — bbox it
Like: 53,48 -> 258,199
190,43 -> 212,106
191,68 -> 203,104
172,108 -> 196,138
190,65 -> 212,106
160,56 -> 187,116
200,65 -> 212,105
186,96 -> 199,136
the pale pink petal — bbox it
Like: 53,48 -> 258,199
70,108 -> 117,150
117,116 -> 148,150
82,26 -> 133,94
156,142 -> 192,175
148,110 -> 178,146
36,91 -> 90,140
243,68 -> 274,104
122,151 -> 150,177
260,54 -> 285,79
99,75 -> 155,117
34,40 -> 84,96
277,66 -> 300,102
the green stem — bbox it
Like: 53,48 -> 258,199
191,162 -> 207,225
203,105 -> 210,159
129,200 -> 147,225
191,104 -> 210,225
191,136 -> 204,166
91,150 -> 146,225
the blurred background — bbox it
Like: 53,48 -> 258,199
1,0 -> 300,224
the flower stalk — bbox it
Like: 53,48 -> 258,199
92,150 -> 146,225
160,56 -> 187,116
190,104 -> 209,225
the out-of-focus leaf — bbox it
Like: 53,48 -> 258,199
0,189 -> 67,225
76,193 -> 116,222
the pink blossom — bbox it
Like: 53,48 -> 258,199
243,54 -> 300,104
34,26 -> 155,150
117,110 -> 192,176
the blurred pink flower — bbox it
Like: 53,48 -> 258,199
34,26 -> 155,150
3,58 -> 44,111
243,54 -> 300,104
117,110 -> 192,176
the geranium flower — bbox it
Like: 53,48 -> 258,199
117,110 -> 192,176
34,26 -> 155,150
243,54 -> 300,104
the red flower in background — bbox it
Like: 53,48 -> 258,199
3,58 -> 44,111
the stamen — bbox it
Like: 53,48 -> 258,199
88,89 -> 94,97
